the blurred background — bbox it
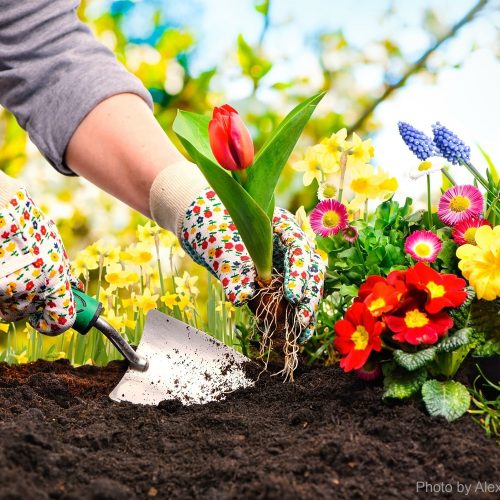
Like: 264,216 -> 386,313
1,0 -> 499,253
1,0 -> 499,364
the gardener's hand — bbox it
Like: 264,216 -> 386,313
0,172 -> 76,335
179,188 -> 325,341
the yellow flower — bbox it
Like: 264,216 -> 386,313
76,245 -> 100,271
161,292 -> 178,310
104,263 -> 137,289
128,242 -> 153,266
215,300 -> 236,315
456,225 -> 500,300
50,252 -> 59,263
174,271 -> 199,296
313,129 -> 349,172
349,164 -> 398,202
104,310 -> 126,332
346,133 -> 374,168
134,288 -> 159,314
14,351 -> 29,364
176,294 -> 192,312
136,221 -> 160,242
293,146 -> 334,186
0,322 -> 9,333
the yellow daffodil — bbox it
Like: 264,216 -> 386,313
349,164 -> 398,202
313,129 -> 349,172
346,133 -> 374,168
216,300 -> 236,315
0,322 -> 9,333
176,294 -> 192,312
293,146 -> 334,186
161,292 -> 178,310
456,225 -> 500,300
174,271 -> 199,296
104,310 -> 126,332
134,288 -> 159,314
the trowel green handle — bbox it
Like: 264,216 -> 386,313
72,287 -> 103,335
71,287 -> 148,371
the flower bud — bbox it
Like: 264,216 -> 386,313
208,104 -> 254,171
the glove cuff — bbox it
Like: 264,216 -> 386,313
149,160 -> 208,238
0,171 -> 22,208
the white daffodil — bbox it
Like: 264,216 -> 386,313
409,156 -> 450,180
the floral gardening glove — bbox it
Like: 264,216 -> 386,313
0,174 -> 77,335
180,188 -> 325,341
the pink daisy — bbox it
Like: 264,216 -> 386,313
342,225 -> 359,243
404,230 -> 442,263
310,199 -> 348,237
452,217 -> 491,245
438,185 -> 483,226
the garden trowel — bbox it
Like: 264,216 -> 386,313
72,288 -> 254,405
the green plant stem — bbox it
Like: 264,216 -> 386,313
426,174 -> 432,228
461,159 -> 489,190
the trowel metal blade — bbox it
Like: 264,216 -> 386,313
109,309 -> 254,405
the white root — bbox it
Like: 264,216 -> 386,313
250,273 -> 301,382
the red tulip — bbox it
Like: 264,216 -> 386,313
208,104 -> 254,171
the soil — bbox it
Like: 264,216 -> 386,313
0,359 -> 497,500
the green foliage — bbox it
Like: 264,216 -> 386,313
469,367 -> 500,442
382,363 -> 427,400
421,380 -> 471,422
436,328 -> 472,353
320,198 -> 418,295
247,92 -> 325,213
393,347 -> 436,371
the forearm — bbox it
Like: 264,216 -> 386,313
65,93 -> 207,232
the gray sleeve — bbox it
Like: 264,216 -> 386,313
0,0 -> 153,175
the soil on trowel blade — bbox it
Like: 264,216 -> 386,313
0,359 -> 497,499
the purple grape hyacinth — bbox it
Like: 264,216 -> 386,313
432,122 -> 471,165
398,122 -> 440,161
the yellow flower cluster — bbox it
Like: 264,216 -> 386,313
292,128 -> 398,215
456,225 -> 500,300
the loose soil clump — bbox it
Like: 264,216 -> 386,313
0,359 -> 497,499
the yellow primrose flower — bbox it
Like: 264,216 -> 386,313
456,225 -> 500,300
293,146 -> 333,186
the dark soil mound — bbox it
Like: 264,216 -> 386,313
0,359 -> 497,499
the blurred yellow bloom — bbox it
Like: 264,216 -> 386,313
14,351 -> 28,364
314,129 -> 348,172
176,294 -> 192,312
293,146 -> 336,186
161,292 -> 178,309
130,242 -> 154,266
134,288 -> 159,314
346,133 -> 375,168
349,164 -> 398,206
216,300 -> 236,315
136,221 -> 160,242
456,225 -> 500,300
175,271 -> 199,296
0,322 -> 9,333
104,310 -> 126,332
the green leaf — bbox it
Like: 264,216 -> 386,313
477,144 -> 499,184
382,363 -> 428,400
436,328 -> 472,353
173,110 -> 273,280
246,92 -> 325,213
172,111 -> 214,160
437,239 -> 458,273
474,338 -> 500,357
421,380 -> 471,421
393,347 -> 436,371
